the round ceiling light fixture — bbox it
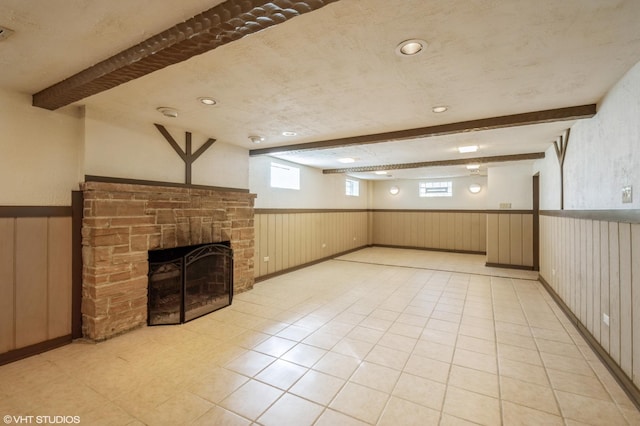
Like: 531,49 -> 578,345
469,183 -> 482,194
432,105 -> 448,113
198,97 -> 217,106
282,131 -> 297,137
389,186 -> 400,195
248,135 -> 264,144
338,157 -> 356,164
157,107 -> 178,118
396,39 -> 427,56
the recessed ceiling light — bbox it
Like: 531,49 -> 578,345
432,106 -> 448,113
248,135 -> 264,144
157,107 -> 178,118
374,171 -> 388,175
458,145 -> 478,153
466,164 -> 480,170
338,158 -> 355,164
396,39 -> 427,56
282,131 -> 297,137
198,97 -> 217,106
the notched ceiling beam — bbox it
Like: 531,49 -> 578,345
32,0 -> 339,110
323,152 -> 546,174
250,104 -> 596,156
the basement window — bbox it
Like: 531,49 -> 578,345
345,179 -> 360,196
270,162 -> 300,190
419,181 -> 452,197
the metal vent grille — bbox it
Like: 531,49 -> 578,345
0,26 -> 14,41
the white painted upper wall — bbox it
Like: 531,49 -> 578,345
249,156 -> 369,209
533,145 -> 562,210
371,176 -> 488,210
4,59 -> 639,211
564,60 -> 640,210
0,88 -> 82,205
487,164 -> 534,210
534,60 -> 640,210
84,107 -> 249,189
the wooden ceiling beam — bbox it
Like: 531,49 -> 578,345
32,0 -> 339,110
322,152 -> 546,174
250,104 -> 596,156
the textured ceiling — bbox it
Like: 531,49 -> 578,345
2,0 -> 640,179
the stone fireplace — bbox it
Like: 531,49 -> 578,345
81,181 -> 255,341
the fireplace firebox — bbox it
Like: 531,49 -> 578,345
148,242 -> 233,325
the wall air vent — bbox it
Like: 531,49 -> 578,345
0,26 -> 15,41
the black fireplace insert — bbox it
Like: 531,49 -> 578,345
148,242 -> 233,325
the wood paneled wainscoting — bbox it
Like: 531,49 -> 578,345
486,212 -> 534,269
255,209 -> 536,279
372,210 -> 487,253
254,210 -> 370,279
540,210 -> 640,403
0,200 -> 81,365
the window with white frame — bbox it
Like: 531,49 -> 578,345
419,181 -> 452,197
345,178 -> 360,196
270,162 -> 300,190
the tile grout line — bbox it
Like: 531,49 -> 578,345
512,277 -> 565,423
491,275 -> 505,426
333,257 -> 539,281
538,282 -> 633,424
437,272 -> 467,426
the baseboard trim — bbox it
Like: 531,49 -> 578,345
538,275 -> 640,410
485,262 -> 535,271
0,335 -> 72,366
373,244 -> 485,256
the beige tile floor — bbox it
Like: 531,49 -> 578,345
1,247 -> 639,425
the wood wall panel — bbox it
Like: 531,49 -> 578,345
255,211 -> 369,278
439,213 -> 448,250
619,223 -> 632,376
510,214 -> 523,266
498,214 -> 510,264
15,218 -> 49,348
470,214 -> 478,251
479,213 -> 487,253
632,224 -> 640,384
522,214 -> 534,267
600,221 -> 610,353
540,213 -> 640,389
585,220 -> 593,334
609,222 -> 621,365
592,220 -> 601,342
486,213 -> 534,268
369,211 -> 488,254
1,213 -> 73,358
0,219 -> 15,354
47,218 -> 72,339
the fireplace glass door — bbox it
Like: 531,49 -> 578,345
148,243 -> 233,326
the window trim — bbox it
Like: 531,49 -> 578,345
270,162 -> 300,190
419,181 -> 453,197
345,178 -> 360,197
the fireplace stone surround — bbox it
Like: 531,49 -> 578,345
81,181 -> 255,341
